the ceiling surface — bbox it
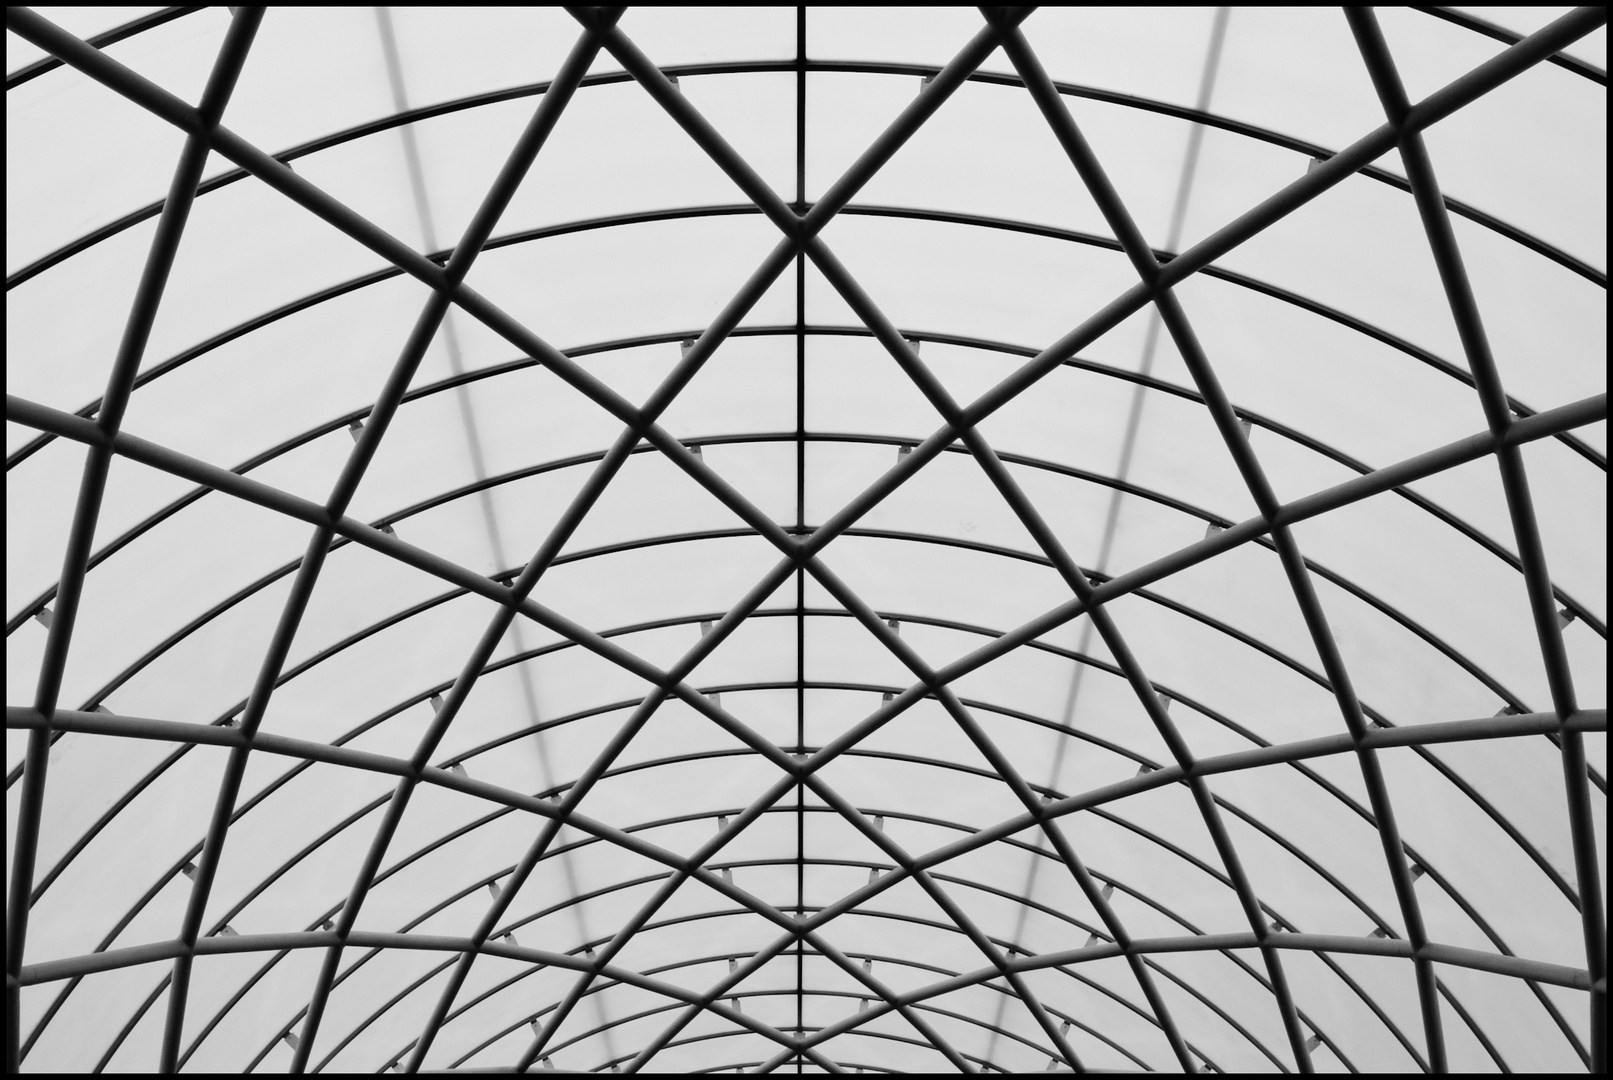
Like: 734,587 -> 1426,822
5,6 -> 1608,1074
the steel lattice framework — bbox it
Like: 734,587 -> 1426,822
5,5 -> 1607,1074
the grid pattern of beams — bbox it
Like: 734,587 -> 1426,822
5,5 -> 1606,1074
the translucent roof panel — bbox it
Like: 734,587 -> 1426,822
5,5 -> 1606,1075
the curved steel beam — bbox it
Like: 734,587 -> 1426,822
348,904 -> 1204,1073
1345,12 -> 1607,1071
9,51 -> 1603,295
257,9 -> 1030,1070
19,925 -> 1581,1052
226,825 -> 1196,1073
1415,5 -> 1607,84
5,420 -> 1602,905
5,13 -> 1604,1071
9,210 -> 1604,495
436,917 -> 1220,1075
765,925 -> 1595,1074
415,860 -> 1336,1075
9,320 -> 1606,661
1,11 -> 262,1075
6,511 -> 1599,1056
500,16 -> 1046,1074
4,6 -> 202,90
16,700 -> 1599,1070
26,928 -> 828,1071
539,989 -> 1109,1074
12,403 -> 1599,896
31,744 -> 1342,1076
9,399 -> 1600,999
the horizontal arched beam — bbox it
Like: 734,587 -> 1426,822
9,389 -> 1600,921
207,809 -> 1219,1074
443,928 -> 1212,1075
11,203 -> 1602,483
15,502 -> 1594,926
542,988 -> 1084,1074
11,928 -> 834,1071
10,401 -> 1604,809
12,703 -> 1600,943
767,929 -> 1594,1074
10,416 -> 1580,744
6,391 -> 1593,947
0,711 -> 927,1073
6,541 -> 1593,1063
18,918 -> 1588,999
8,204 -> 1603,506
1416,5 -> 1607,84
263,718 -> 1596,1071
15,686 -> 1600,941
14,699 -> 1598,1066
355,932 -> 1182,1074
8,13 -> 1601,933
3,6 -> 200,90
213,775 -> 1374,1075
8,320 -> 1603,646
9,43 -> 1601,294
6,583 -> 1600,1057
6,418 -> 1600,907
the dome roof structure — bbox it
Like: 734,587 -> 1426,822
5,6 -> 1607,1074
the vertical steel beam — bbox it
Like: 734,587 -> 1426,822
794,8 -> 810,1073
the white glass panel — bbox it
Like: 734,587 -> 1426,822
6,216 -> 156,414
6,437 -> 86,617
101,7 -> 225,108
1455,214 -> 1607,412
1212,7 -> 1395,150
5,47 -> 190,276
6,8 -> 1602,1073
19,960 -> 170,1073
9,8 -> 163,74
464,215 -> 797,350
32,741 -> 230,957
1012,8 -> 1224,111
807,7 -> 1001,72
808,213 -> 1143,351
382,7 -> 616,115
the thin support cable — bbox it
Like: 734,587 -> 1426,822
370,20 -> 609,1037
991,14 -> 1602,1067
279,22 -> 648,1070
986,8 -> 1230,1066
794,7 -> 810,1071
